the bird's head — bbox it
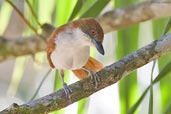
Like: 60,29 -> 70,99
72,18 -> 105,55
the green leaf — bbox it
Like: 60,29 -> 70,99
115,0 -> 138,8
163,102 -> 171,114
0,1 -> 12,34
56,0 -> 77,26
115,15 -> 139,113
117,25 -> 139,114
69,0 -> 87,21
127,86 -> 150,114
7,57 -> 26,96
162,17 -> 171,35
80,0 -> 110,18
148,61 -> 156,114
153,17 -> 171,112
54,70 -> 62,90
114,1 -> 140,113
78,0 -> 95,15
77,99 -> 88,114
38,0 -> 55,24
127,61 -> 171,114
153,61 -> 171,84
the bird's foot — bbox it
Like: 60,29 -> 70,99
63,83 -> 72,103
89,70 -> 101,88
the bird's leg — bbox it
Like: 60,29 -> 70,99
82,67 -> 100,88
59,70 -> 72,100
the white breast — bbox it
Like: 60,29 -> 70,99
50,28 -> 92,70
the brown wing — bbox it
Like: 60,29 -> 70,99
72,57 -> 103,80
47,31 -> 56,68
46,24 -> 67,68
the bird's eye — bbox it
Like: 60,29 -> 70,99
90,29 -> 96,36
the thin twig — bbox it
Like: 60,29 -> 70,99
5,0 -> 47,43
25,0 -> 41,26
29,69 -> 52,101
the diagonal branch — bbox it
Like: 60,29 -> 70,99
0,0 -> 171,62
1,32 -> 171,114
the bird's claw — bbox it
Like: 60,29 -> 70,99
89,71 -> 100,88
63,83 -> 72,100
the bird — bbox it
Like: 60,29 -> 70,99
46,18 -> 105,100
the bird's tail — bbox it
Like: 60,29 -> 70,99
72,57 -> 103,80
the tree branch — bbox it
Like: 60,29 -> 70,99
0,0 -> 171,62
0,24 -> 55,62
1,32 -> 171,113
98,0 -> 171,33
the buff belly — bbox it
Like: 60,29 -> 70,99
51,46 -> 90,70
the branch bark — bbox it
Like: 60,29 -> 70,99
0,0 -> 171,62
98,0 -> 171,33
1,32 -> 171,114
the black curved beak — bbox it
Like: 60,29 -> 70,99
92,39 -> 105,55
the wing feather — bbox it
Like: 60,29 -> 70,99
46,24 -> 66,68
72,57 -> 103,80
